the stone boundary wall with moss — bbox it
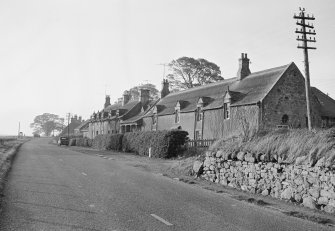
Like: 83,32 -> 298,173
202,150 -> 335,214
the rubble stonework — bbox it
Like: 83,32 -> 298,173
201,150 -> 335,214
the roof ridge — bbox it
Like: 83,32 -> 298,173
166,78 -> 237,97
247,63 -> 291,77
164,63 -> 291,99
312,86 -> 335,104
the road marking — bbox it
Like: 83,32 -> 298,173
108,158 -> 114,160
59,159 -> 63,161
150,214 -> 173,226
81,172 -> 87,176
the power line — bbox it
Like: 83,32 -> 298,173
294,7 -> 316,130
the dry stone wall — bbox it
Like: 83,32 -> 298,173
202,150 -> 335,214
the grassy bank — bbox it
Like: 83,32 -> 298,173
0,138 -> 29,192
210,128 -> 335,166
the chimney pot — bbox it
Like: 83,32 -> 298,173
122,91 -> 131,106
237,53 -> 251,81
161,79 -> 170,98
104,95 -> 111,108
140,88 -> 150,105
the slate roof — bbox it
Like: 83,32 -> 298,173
75,120 -> 89,131
119,100 -> 140,111
104,102 -> 122,111
311,87 -> 335,117
152,63 -> 291,115
120,99 -> 158,124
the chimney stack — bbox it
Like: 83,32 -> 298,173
237,53 -> 251,81
161,79 -> 170,98
122,91 -> 131,106
104,95 -> 111,108
140,88 -> 150,105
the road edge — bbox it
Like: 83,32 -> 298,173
0,142 -> 26,194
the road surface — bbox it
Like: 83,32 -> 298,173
0,138 -> 332,231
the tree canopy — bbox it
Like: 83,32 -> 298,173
166,57 -> 223,91
30,113 -> 64,136
127,83 -> 159,101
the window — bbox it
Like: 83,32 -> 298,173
152,113 -> 157,125
196,107 -> 202,121
96,131 -> 99,135
223,103 -> 230,119
175,109 -> 180,123
282,114 -> 289,124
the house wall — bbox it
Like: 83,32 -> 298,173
142,117 -> 153,131
157,114 -> 175,131
203,105 -> 259,140
181,112 -> 196,139
88,119 -> 118,139
155,113 -> 196,138
262,65 -> 322,129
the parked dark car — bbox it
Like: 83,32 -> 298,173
58,137 -> 69,146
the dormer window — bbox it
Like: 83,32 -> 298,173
223,103 -> 230,119
223,90 -> 231,120
152,113 -> 157,125
196,107 -> 203,121
175,102 -> 181,123
196,98 -> 204,122
175,109 -> 180,123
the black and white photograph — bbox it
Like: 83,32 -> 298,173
0,0 -> 335,230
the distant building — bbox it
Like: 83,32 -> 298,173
74,120 -> 89,138
88,54 -> 335,140
59,115 -> 84,137
88,90 -> 156,138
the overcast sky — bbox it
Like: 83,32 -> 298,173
0,0 -> 334,136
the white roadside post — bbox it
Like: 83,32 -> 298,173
149,147 -> 152,158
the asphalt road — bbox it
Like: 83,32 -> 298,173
0,138 -> 332,231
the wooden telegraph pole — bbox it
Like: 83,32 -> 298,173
294,7 -> 316,130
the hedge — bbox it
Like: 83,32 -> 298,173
122,130 -> 188,158
69,138 -> 76,146
92,134 -> 123,151
75,137 -> 93,147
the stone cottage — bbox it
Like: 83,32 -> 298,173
88,90 -> 156,138
88,53 -> 335,140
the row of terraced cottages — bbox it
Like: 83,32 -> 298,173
87,53 -> 335,140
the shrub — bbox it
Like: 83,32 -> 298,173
122,130 -> 188,158
92,134 -> 106,150
74,137 -> 93,147
69,138 -> 76,146
92,134 -> 124,150
106,134 -> 123,151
